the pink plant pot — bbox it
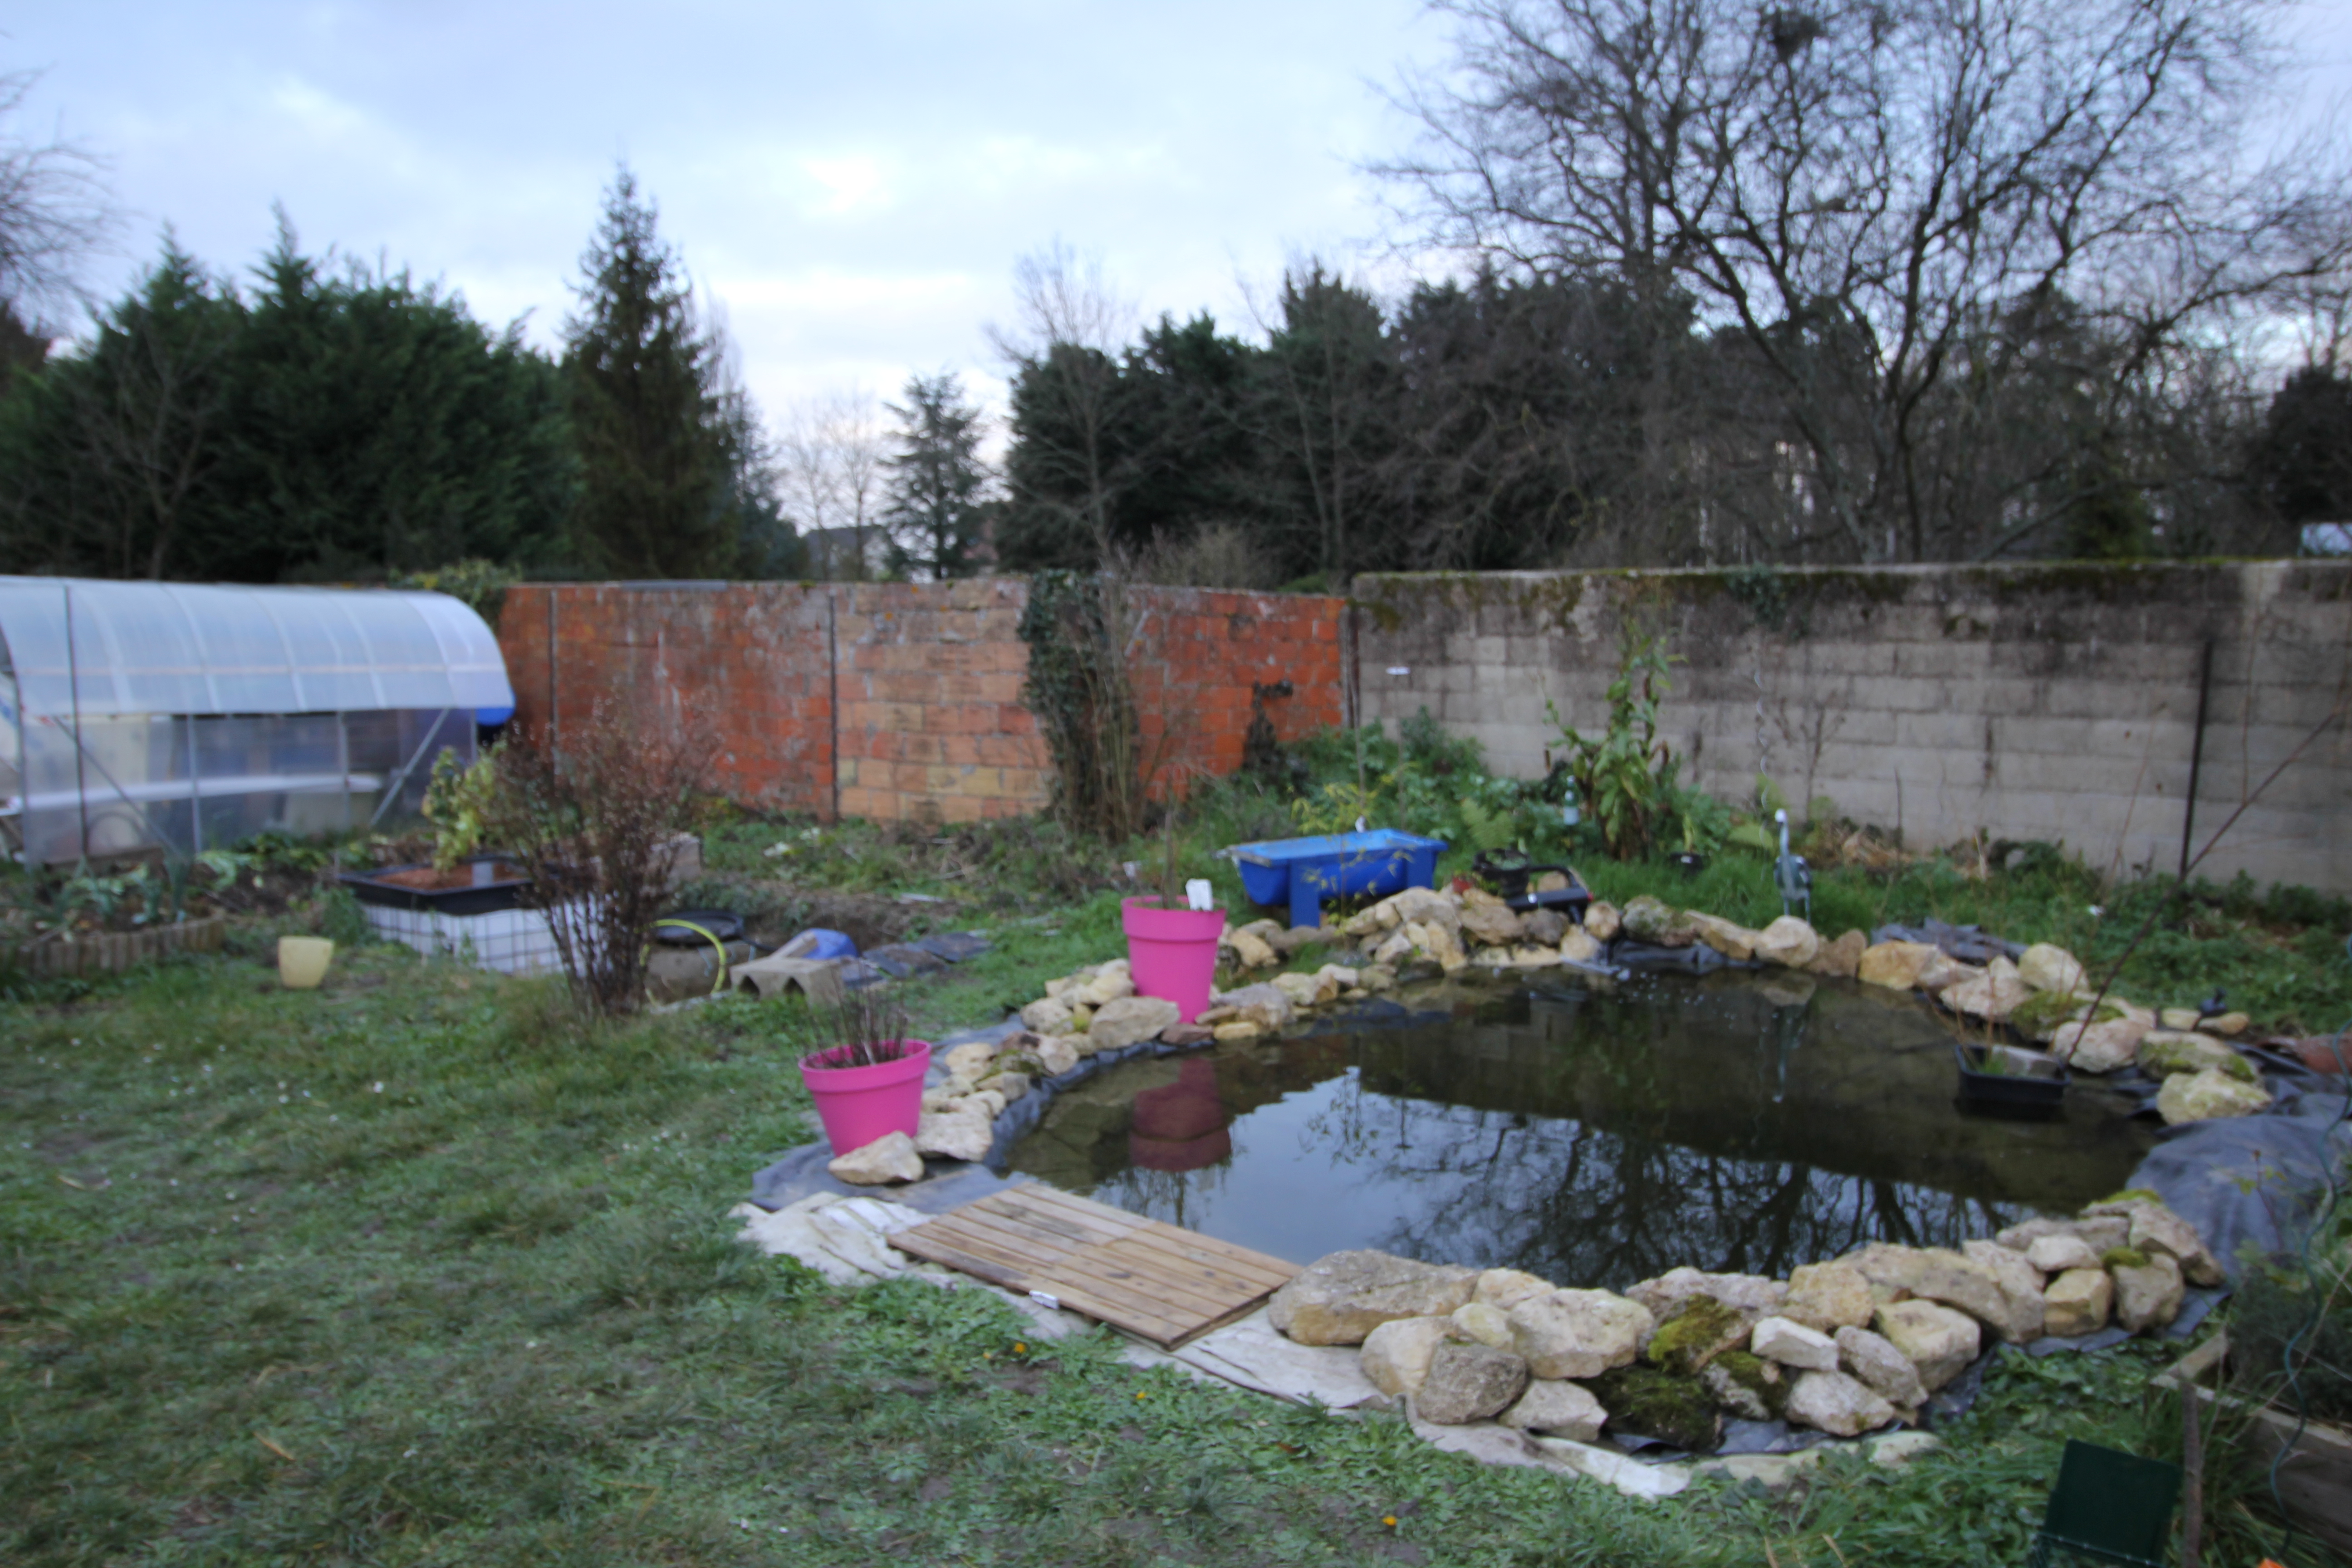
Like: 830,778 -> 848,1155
1122,896 -> 1226,1023
799,1039 -> 932,1157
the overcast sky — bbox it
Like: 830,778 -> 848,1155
8,0 -> 1449,429
10,0 -> 2352,437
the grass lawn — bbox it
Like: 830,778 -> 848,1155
3,917 -> 2325,1568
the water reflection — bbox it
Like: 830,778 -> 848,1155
1005,972 -> 2156,1291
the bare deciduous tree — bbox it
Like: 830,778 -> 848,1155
990,238 -> 1136,562
1384,0 -> 2352,562
777,388 -> 887,578
0,70 -> 113,329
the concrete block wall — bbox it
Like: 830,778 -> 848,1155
499,579 -> 1344,825
1354,562 -> 2352,894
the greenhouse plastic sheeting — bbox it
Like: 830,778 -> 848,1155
0,577 -> 510,718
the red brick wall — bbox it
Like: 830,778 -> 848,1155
500,582 -> 835,815
497,579 -> 1346,824
833,580 -> 1045,824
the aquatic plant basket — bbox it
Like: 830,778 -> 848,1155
1953,1041 -> 2069,1108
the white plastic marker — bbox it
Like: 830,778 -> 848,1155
1029,1290 -> 1061,1310
1185,878 -> 1214,911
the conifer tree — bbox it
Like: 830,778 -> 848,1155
562,168 -> 746,578
882,372 -> 990,579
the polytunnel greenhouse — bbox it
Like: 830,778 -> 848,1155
0,577 -> 514,867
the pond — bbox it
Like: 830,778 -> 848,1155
1004,970 -> 2158,1292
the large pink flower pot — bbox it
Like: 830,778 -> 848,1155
799,1039 -> 931,1156
1122,896 -> 1226,1023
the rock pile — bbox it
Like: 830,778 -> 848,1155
1265,1193 -> 2216,1449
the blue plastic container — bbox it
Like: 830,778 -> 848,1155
1226,829 -> 1450,930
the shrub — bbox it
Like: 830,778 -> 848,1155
488,702 -> 716,1016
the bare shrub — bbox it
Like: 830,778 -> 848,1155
1132,523 -> 1279,590
490,701 -> 717,1016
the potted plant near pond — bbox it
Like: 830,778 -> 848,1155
799,992 -> 931,1156
1122,821 -> 1225,1023
340,750 -> 532,916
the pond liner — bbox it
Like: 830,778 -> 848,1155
1871,919 -> 2025,964
1608,940 -> 1755,974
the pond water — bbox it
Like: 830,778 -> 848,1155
1005,970 -> 2158,1292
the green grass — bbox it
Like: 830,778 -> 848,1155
2,934 -> 2336,1565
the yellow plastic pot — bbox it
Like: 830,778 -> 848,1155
278,936 -> 335,990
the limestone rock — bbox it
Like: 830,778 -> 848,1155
913,1108 -> 994,1162
2024,1235 -> 2102,1275
1621,894 -> 1696,947
1687,912 -> 1760,961
1421,921 -> 1470,974
1315,963 -> 1360,991
1843,1244 -> 2012,1335
1751,1316 -> 1840,1372
1857,940 -> 1940,990
1645,1296 -> 1750,1376
1271,970 -> 1336,1009
1786,1369 -> 1900,1438
1344,887 -> 1460,938
1225,928 -> 1279,969
1699,1351 -> 1786,1420
1916,952 -> 1977,993
1268,924 -> 1335,956
1035,1035 -> 1082,1075
1450,1301 -> 1515,1350
920,1088 -> 963,1113
1460,901 -> 1527,948
1834,1326 -> 1927,1410
970,1089 -> 1006,1117
2042,1269 -> 2113,1338
1582,901 -> 1622,942
2118,1203 -> 2225,1288
1359,1315 -> 1455,1397
1961,1239 -> 2048,1343
2156,1066 -> 2271,1124
1872,1300 -> 1980,1392
2138,1031 -> 2253,1081
827,1130 -> 924,1185
1753,916 -> 1822,969
2050,1017 -> 2146,1074
1087,995 -> 1183,1052
1020,996 -> 1076,1034
1215,983 -> 1296,1032
1157,1023 -> 1214,1047
1508,1289 -> 1654,1380
2209,1011 -> 2251,1037
2017,943 -> 2087,994
2112,1253 -> 2185,1334
1940,958 -> 2033,1024
1627,1267 -> 1788,1324
1558,928 -> 1602,964
1357,965 -> 1396,993
944,1040 -> 999,1079
1475,1269 -> 1556,1312
1807,929 -> 1868,979
1414,1341 -> 1530,1425
975,1070 -> 1030,1103
1211,1021 -> 1263,1042
1080,971 -> 1137,1006
1269,1250 -> 1480,1346
1588,1365 -> 1722,1451
1782,1262 -> 1877,1333
1506,943 -> 1564,969
1524,908 -> 1569,946
1499,1378 -> 1608,1441
1995,1215 -> 2129,1255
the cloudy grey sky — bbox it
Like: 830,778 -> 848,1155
10,1 -> 2352,434
8,0 -> 1448,426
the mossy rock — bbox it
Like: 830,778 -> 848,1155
1590,1365 -> 1723,1453
2101,1247 -> 2149,1270
2008,990 -> 2083,1037
1643,1296 -> 1747,1378
2091,1188 -> 2163,1208
2137,1035 -> 2254,1083
1700,1350 -> 1788,1419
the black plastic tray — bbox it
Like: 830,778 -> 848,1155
340,857 -> 534,916
1954,1041 -> 2069,1107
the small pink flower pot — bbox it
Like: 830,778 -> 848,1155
1122,895 -> 1226,1023
799,1039 -> 932,1157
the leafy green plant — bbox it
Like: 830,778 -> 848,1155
1548,623 -> 1682,859
422,748 -> 502,872
1289,781 -> 1377,837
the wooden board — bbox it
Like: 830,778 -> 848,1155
2156,1332 -> 2352,1557
888,1184 -> 1297,1348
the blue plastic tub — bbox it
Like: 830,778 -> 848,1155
1226,829 -> 1450,930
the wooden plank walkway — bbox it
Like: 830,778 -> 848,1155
887,1184 -> 1297,1349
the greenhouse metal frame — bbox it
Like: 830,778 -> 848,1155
0,577 -> 514,867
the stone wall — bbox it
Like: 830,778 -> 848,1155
1353,562 -> 2352,894
499,580 -> 1345,825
